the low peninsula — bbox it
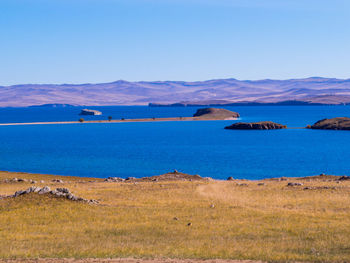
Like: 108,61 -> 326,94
0,108 -> 239,126
225,121 -> 287,130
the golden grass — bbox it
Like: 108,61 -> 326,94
1,171 -> 350,262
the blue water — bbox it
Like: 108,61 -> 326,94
0,106 -> 350,179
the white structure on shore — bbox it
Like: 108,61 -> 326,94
79,109 -> 102,116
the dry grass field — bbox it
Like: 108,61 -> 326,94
1,171 -> 350,262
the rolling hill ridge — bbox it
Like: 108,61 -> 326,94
2,77 -> 350,107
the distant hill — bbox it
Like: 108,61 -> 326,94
2,77 -> 350,107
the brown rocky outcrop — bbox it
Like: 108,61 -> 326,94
193,108 -> 240,120
308,117 -> 350,130
225,121 -> 287,130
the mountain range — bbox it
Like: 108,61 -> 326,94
2,77 -> 350,107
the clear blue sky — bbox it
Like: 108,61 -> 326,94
1,0 -> 349,85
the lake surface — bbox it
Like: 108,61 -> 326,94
0,105 -> 349,179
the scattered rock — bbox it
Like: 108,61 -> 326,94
204,177 -> 214,181
2,178 -> 41,184
173,217 -> 178,220
52,179 -> 64,183
236,183 -> 248,186
125,177 -> 136,181
105,177 -> 125,182
187,222 -> 192,226
227,176 -> 234,181
287,182 -> 304,187
257,183 -> 265,186
279,177 -> 288,181
303,186 -> 336,190
225,121 -> 287,130
338,176 -> 350,181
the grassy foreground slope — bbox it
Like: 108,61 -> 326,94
1,171 -> 350,262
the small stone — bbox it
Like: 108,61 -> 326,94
287,182 -> 303,187
50,190 -> 59,195
28,186 -> 40,193
105,177 -> 125,182
67,194 -> 78,201
187,222 -> 192,226
204,177 -> 214,181
52,179 -> 64,183
56,188 -> 70,194
38,186 -> 51,194
227,176 -> 234,181
125,177 -> 136,181
173,217 -> 179,220
279,177 -> 287,181
338,176 -> 350,181
257,183 -> 265,186
14,190 -> 27,197
210,204 -> 215,208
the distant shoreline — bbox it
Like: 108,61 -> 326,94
0,117 -> 238,126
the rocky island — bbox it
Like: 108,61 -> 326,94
193,108 -> 240,120
79,109 -> 102,116
225,121 -> 287,130
308,117 -> 350,130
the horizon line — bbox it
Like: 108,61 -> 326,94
2,76 -> 349,87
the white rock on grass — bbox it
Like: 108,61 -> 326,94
38,186 -> 51,194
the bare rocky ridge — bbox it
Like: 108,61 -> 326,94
105,170 -> 206,182
0,186 -> 98,204
308,117 -> 350,130
224,121 -> 287,130
193,108 -> 240,120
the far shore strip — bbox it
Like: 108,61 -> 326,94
0,117 -> 239,126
